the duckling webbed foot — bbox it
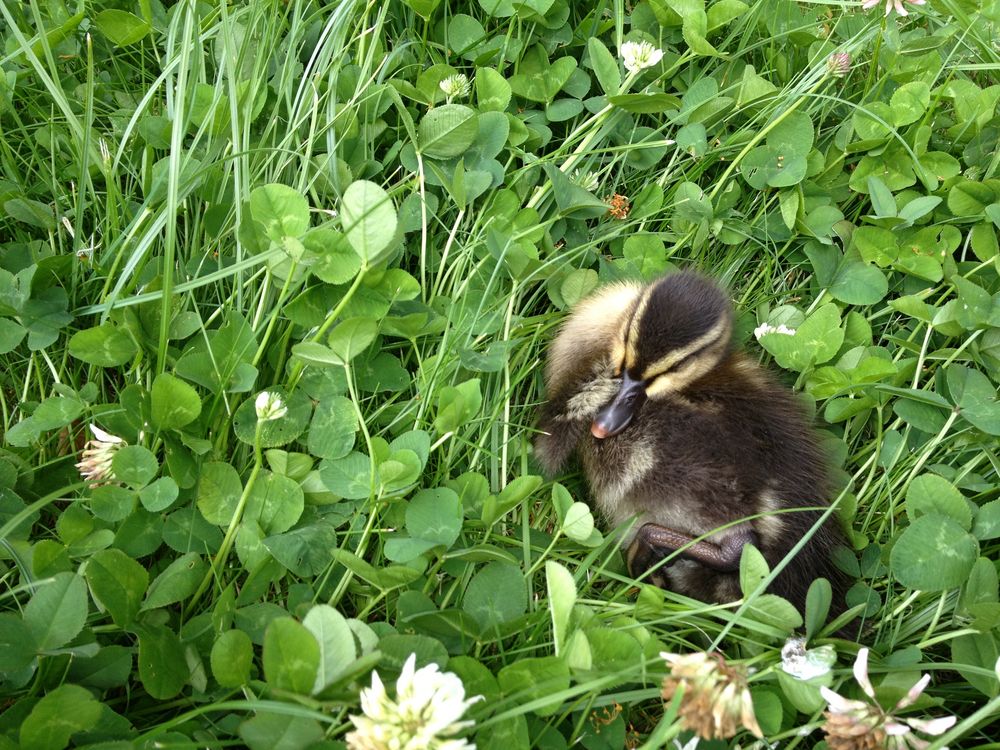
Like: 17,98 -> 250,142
626,523 -> 759,582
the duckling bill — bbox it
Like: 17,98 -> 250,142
535,271 -> 846,611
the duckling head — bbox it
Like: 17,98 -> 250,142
592,271 -> 733,439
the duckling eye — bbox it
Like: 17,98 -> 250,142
664,353 -> 695,375
644,353 -> 695,383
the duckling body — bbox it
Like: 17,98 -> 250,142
535,272 -> 844,608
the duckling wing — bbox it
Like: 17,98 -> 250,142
626,394 -> 842,608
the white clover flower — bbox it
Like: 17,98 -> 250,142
621,40 -> 664,75
572,169 -> 601,192
346,653 -> 482,750
254,391 -> 287,422
827,52 -> 852,78
98,138 -> 111,166
439,74 -> 471,103
820,648 -> 956,750
861,0 -> 925,15
76,424 -> 126,487
753,322 -> 796,340
781,637 -> 836,681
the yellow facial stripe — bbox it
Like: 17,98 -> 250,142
640,316 -> 729,381
609,291 -> 642,373
609,339 -> 626,374
623,286 -> 654,371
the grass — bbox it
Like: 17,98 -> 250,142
1,0 -> 999,747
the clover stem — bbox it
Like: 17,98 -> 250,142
326,364 -> 380,607
285,264 -> 368,391
328,505 -> 381,608
186,420 -> 264,613
251,263 -> 298,369
864,16 -> 886,98
524,531 -> 562,578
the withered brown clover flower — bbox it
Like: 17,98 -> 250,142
661,651 -> 763,740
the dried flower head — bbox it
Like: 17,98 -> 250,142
76,425 -> 125,487
255,391 -> 287,422
76,238 -> 99,261
439,74 -> 471,103
828,52 -> 852,77
753,322 -> 796,340
861,0 -> 925,15
621,40 -> 664,75
820,648 -> 956,750
661,651 -> 763,740
346,653 -> 482,750
606,193 -> 631,220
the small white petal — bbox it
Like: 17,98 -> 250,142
673,738 -> 701,750
905,715 -> 957,735
89,424 -> 123,444
895,673 -> 931,710
820,685 -> 869,714
853,648 -> 876,699
396,653 -> 419,695
359,669 -> 386,718
886,721 -> 914,736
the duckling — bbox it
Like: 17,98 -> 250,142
535,270 -> 846,611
